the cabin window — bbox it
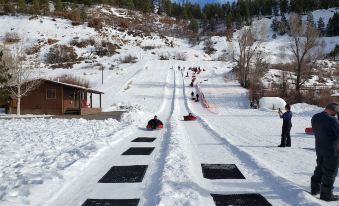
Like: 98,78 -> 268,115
46,88 -> 56,99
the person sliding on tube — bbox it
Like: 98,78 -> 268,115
148,115 -> 163,129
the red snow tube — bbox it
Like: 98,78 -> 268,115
305,127 -> 314,135
184,116 -> 197,121
146,124 -> 164,129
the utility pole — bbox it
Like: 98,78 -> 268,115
99,66 -> 104,85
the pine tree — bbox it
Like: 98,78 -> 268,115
191,4 -> 201,19
279,0 -> 288,14
273,0 -> 279,16
320,0 -> 330,9
201,13 -> 208,34
54,0 -> 63,12
209,18 -> 216,31
189,18 -> 198,33
162,0 -> 172,15
271,17 -> 279,32
327,12 -> 339,37
83,0 -> 92,5
225,13 -> 233,29
0,0 -> 4,10
125,0 -> 134,9
289,0 -> 302,13
278,13 -> 288,35
141,0 -> 152,12
18,0 -> 26,13
120,0 -> 134,10
3,2 -> 14,14
262,0 -> 273,15
225,13 -> 233,41
32,0 -> 40,15
317,17 -> 325,35
0,49 -> 10,87
40,0 -> 49,14
244,4 -> 250,24
235,13 -> 242,30
281,13 -> 287,26
306,12 -> 315,28
80,7 -> 87,22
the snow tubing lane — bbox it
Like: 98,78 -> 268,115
140,70 -> 178,206
180,72 -> 322,206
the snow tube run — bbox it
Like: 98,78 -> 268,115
184,116 -> 197,121
146,124 -> 164,130
305,127 -> 314,135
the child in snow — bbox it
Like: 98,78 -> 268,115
278,104 -> 292,147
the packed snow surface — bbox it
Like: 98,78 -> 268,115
1,7 -> 339,206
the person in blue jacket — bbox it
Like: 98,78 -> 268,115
278,104 -> 292,147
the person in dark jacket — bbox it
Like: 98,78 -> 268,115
148,115 -> 163,129
195,93 -> 200,102
191,91 -> 195,99
278,104 -> 292,147
310,102 -> 339,201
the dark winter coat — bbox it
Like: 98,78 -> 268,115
281,111 -> 292,126
148,119 -> 163,128
312,111 -> 339,156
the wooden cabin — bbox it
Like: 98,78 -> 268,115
7,79 -> 104,115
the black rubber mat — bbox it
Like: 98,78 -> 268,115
132,137 -> 156,142
122,147 -> 155,155
98,165 -> 148,183
303,148 -> 315,151
82,199 -> 140,206
211,193 -> 272,206
201,164 -> 245,179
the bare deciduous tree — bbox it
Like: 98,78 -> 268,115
288,13 -> 322,94
4,45 -> 41,115
233,23 -> 267,88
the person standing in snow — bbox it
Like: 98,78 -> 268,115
310,102 -> 339,201
195,93 -> 199,102
191,91 -> 195,99
278,104 -> 292,147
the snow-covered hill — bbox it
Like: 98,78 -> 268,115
0,6 -> 339,205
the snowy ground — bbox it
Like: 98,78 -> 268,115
187,66 -> 337,206
1,7 -> 339,206
0,118 -> 125,204
1,63 -> 335,205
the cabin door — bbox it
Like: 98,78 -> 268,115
63,90 -> 80,111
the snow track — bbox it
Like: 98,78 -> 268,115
46,69 -> 176,206
44,68 -> 324,206
171,71 -> 323,206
